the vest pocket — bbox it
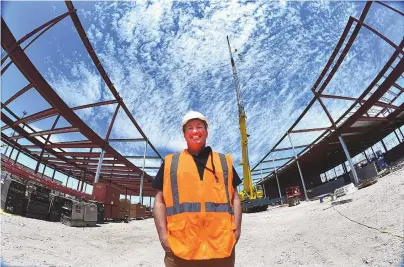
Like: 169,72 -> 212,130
211,182 -> 228,203
167,220 -> 188,256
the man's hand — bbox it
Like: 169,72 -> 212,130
153,191 -> 171,253
160,233 -> 171,252
232,190 -> 242,245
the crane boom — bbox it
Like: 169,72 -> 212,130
226,36 -> 253,199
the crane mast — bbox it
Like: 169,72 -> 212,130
226,36 -> 253,199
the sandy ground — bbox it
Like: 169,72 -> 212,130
1,168 -> 403,267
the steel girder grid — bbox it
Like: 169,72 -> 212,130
250,1 -> 404,199
1,1 -> 163,198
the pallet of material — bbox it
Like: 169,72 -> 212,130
130,204 -> 146,219
358,178 -> 378,189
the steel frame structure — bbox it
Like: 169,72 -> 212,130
251,1 -> 404,199
1,1 -> 163,198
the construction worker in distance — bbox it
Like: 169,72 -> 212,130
152,110 -> 243,267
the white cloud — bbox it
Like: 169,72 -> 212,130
39,1 -> 404,180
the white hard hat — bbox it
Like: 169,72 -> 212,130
181,111 -> 209,130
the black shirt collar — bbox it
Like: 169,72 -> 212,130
191,146 -> 212,159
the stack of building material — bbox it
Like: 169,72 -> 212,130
25,183 -> 51,220
89,200 -> 105,224
48,195 -> 70,222
144,206 -> 153,218
334,183 -> 357,197
61,200 -> 98,227
130,204 -> 146,219
118,199 -> 131,220
92,183 -> 120,220
1,176 -> 27,216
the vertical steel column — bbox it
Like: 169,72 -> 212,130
370,146 -> 376,159
94,104 -> 120,184
342,162 -> 348,174
139,140 -> 148,205
80,171 -> 85,191
338,136 -> 359,185
84,182 -> 87,192
272,157 -> 283,205
41,163 -> 47,177
334,168 -> 338,179
66,174 -> 70,187
287,132 -> 309,201
394,130 -> 401,143
130,195 -> 132,203
51,168 -> 56,181
259,165 -> 267,197
398,127 -> 404,139
14,148 -> 21,163
125,189 -> 128,200
94,149 -> 105,184
363,152 -> 369,163
149,197 -> 152,207
381,140 -> 388,152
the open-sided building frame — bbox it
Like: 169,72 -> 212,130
1,1 -> 163,199
251,1 -> 404,200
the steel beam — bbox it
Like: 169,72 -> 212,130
54,152 -> 114,158
262,156 -> 294,163
341,57 -> 404,131
105,103 -> 120,141
290,127 -> 330,134
139,141 -> 148,205
320,94 -> 399,109
108,138 -> 145,143
30,126 -> 79,137
94,149 -> 105,184
376,1 -> 404,16
1,113 -> 88,173
287,132 -> 308,201
1,9 -> 75,65
65,1 -> 162,161
35,114 -> 60,173
357,117 -> 388,122
338,135 -> 359,184
125,155 -> 161,159
45,143 -> 99,149
316,3 -> 372,94
251,166 -> 277,172
2,84 -> 34,108
351,17 -> 404,55
1,100 -> 119,131
272,157 -> 283,205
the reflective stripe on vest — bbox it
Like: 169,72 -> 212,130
218,153 -> 233,214
166,152 -> 233,216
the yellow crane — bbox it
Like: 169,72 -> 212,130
226,36 -> 271,213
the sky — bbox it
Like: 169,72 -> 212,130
1,1 -> 404,193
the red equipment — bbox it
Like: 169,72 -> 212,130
286,186 -> 302,207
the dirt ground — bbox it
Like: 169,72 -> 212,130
1,168 -> 403,267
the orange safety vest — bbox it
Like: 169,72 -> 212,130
163,149 -> 236,260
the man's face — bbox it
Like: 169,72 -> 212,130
183,119 -> 208,150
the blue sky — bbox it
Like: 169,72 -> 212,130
1,1 -> 404,194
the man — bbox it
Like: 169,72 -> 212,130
152,110 -> 242,267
